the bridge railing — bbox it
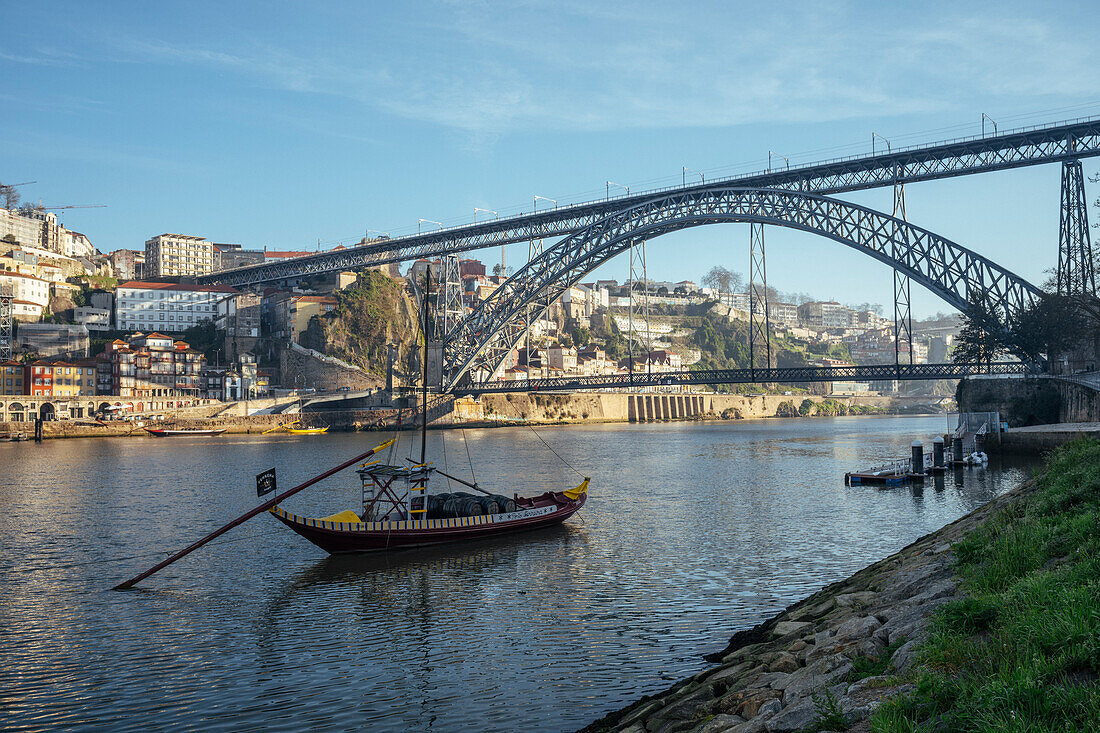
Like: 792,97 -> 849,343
454,362 -> 1034,396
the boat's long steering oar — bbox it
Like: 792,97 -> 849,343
112,438 -> 395,591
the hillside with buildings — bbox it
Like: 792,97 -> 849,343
0,185 -> 964,420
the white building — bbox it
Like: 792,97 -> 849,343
144,234 -> 215,278
0,270 -> 50,309
115,281 -> 239,332
75,306 -> 112,331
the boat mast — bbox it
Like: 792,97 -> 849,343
421,266 -> 430,464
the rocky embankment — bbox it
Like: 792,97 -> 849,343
583,478 -> 1038,733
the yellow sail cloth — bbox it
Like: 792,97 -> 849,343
563,478 -> 590,500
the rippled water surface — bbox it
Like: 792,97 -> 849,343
0,416 -> 1036,731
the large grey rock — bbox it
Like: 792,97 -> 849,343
727,714 -> 772,733
744,672 -> 786,690
776,660 -> 853,703
757,698 -> 782,717
768,652 -> 801,674
833,615 -> 881,643
648,685 -> 716,723
705,661 -> 753,685
692,713 -> 746,733
908,579 -> 956,606
772,621 -> 812,637
763,698 -> 819,732
834,591 -> 876,608
890,636 -> 924,672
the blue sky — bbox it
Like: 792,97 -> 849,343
4,0 -> 1100,317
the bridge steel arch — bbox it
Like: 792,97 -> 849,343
442,187 -> 1042,391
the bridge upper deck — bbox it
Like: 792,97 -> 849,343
201,116 -> 1100,287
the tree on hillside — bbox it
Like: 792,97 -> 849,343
0,182 -> 21,211
701,266 -> 744,301
1004,294 -> 1088,367
952,293 -> 1008,368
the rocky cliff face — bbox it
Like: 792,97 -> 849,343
299,271 -> 421,381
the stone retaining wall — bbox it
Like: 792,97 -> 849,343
467,393 -> 860,424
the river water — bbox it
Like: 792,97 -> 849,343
0,415 -> 1035,732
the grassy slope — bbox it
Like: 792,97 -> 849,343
873,438 -> 1100,731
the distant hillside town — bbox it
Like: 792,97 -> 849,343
0,198 -> 960,421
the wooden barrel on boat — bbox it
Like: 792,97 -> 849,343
494,495 -> 517,513
477,497 -> 501,514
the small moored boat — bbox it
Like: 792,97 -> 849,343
143,427 -> 228,437
281,425 -> 329,435
269,462 -> 587,553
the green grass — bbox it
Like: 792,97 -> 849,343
849,640 -> 906,683
871,437 -> 1100,732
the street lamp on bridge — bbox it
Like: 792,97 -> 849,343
682,167 -> 704,186
533,195 -> 557,212
768,151 -> 789,172
606,181 -> 629,200
872,132 -> 891,155
418,218 -> 444,235
474,207 -> 498,222
982,113 -> 997,137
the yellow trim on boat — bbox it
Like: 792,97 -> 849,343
563,477 -> 590,500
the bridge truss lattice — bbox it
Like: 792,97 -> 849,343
441,188 -> 1042,391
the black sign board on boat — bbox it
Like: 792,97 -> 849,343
256,468 -> 277,497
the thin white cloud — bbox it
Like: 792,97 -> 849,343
107,3 -> 1100,136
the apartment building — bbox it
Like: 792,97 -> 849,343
768,302 -> 799,326
115,281 -> 238,332
798,301 -> 856,329
215,292 -> 261,360
266,293 -> 338,341
108,249 -> 145,280
103,333 -> 205,398
144,234 -> 215,277
213,243 -> 265,271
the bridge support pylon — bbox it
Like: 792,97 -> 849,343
0,284 -> 12,361
627,237 -> 652,382
748,222 -> 772,372
891,175 -> 914,379
1058,159 -> 1095,297
525,236 -> 549,378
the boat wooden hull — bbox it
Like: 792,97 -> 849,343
269,491 -> 586,553
143,427 -> 228,437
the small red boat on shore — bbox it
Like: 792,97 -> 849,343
143,427 -> 228,437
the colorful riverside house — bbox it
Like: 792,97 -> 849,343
0,360 -> 24,395
25,359 -> 98,398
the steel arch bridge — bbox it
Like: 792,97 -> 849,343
199,116 -> 1100,289
441,187 -> 1042,391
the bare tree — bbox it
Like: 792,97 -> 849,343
0,182 -> 21,211
701,266 -> 744,301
